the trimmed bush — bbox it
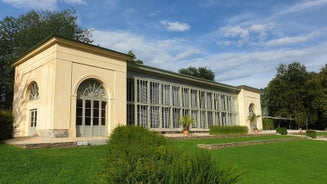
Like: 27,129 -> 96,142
101,125 -> 241,184
263,118 -> 275,130
306,130 -> 317,138
0,109 -> 14,141
276,127 -> 288,135
210,126 -> 248,135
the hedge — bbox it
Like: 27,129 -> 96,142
276,127 -> 288,135
306,130 -> 317,138
209,126 -> 248,135
100,125 -> 241,184
0,109 -> 14,141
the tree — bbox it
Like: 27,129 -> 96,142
127,50 -> 143,64
247,112 -> 260,132
178,66 -> 215,81
266,62 -> 309,127
265,62 -> 327,129
0,8 -> 92,110
304,64 -> 327,129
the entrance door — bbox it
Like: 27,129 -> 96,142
76,79 -> 108,137
29,109 -> 37,136
76,99 -> 107,137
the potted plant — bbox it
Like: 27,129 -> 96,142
247,112 -> 260,134
178,115 -> 194,136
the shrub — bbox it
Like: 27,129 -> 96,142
263,118 -> 275,130
306,130 -> 317,138
101,125 -> 241,184
0,109 -> 14,141
209,126 -> 248,135
276,127 -> 288,135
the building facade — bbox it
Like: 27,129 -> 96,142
12,36 -> 262,138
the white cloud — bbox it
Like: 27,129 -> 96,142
250,23 -> 275,38
218,25 -> 251,46
286,0 -> 327,13
93,29 -> 327,88
160,20 -> 191,32
2,0 -> 86,10
220,25 -> 249,39
63,0 -> 86,4
266,29 -> 326,47
2,0 -> 57,10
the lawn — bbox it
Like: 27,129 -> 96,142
0,143 -> 106,183
1,135 -> 327,184
173,136 -> 327,184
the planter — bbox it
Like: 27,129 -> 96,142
254,129 -> 259,134
183,130 -> 189,136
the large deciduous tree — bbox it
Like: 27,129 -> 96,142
266,62 -> 309,127
178,66 -> 215,81
0,8 -> 93,110
264,62 -> 327,129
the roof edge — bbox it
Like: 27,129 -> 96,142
128,62 -> 241,93
238,85 -> 261,93
12,36 -> 131,67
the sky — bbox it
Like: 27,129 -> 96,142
1,0 -> 327,89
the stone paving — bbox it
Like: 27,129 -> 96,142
4,136 -> 108,149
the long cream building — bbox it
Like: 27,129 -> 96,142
12,36 -> 262,138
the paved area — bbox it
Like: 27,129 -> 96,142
4,136 -> 109,148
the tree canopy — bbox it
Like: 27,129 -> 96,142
263,62 -> 327,129
178,66 -> 215,81
0,8 -> 93,109
127,50 -> 143,64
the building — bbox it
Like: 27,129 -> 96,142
12,36 -> 262,138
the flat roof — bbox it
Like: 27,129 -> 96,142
128,62 -> 241,93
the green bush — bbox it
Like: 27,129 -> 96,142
306,130 -> 317,138
0,109 -> 14,141
276,127 -> 288,135
101,125 -> 241,184
209,126 -> 248,135
263,118 -> 275,130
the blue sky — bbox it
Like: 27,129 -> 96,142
1,0 -> 327,88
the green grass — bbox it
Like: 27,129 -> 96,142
1,135 -> 327,184
0,144 -> 105,183
173,135 -> 293,152
173,137 -> 327,184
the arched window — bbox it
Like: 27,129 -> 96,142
249,103 -> 255,115
27,81 -> 39,136
76,79 -> 108,137
28,81 -> 39,101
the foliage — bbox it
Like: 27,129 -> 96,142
276,127 -> 288,135
0,109 -> 14,141
264,62 -> 327,129
178,66 -> 215,81
247,112 -> 261,131
127,50 -> 143,64
178,115 -> 194,130
306,130 -> 317,138
209,126 -> 248,135
101,125 -> 240,184
262,118 -> 275,130
0,8 -> 93,109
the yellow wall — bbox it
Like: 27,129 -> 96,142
13,45 -> 56,136
13,37 -> 128,137
238,86 -> 262,131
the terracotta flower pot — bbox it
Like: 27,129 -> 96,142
183,129 -> 189,136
